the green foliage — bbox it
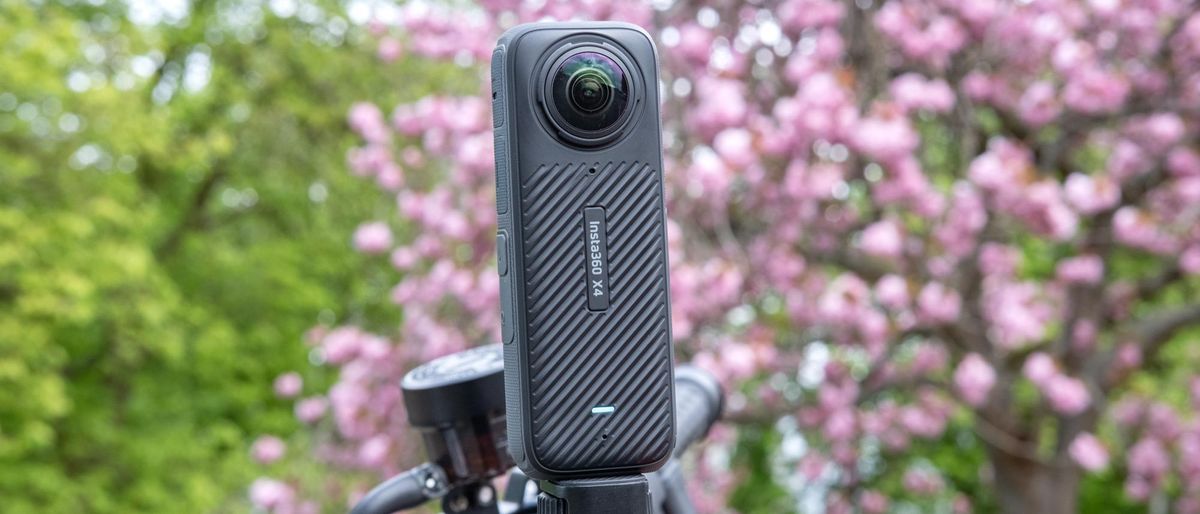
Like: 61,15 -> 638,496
728,424 -> 794,513
0,1 -> 440,511
1078,468 -> 1142,514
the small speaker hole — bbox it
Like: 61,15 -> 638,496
587,167 -> 597,175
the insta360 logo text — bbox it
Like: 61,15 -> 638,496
583,207 -> 610,311
588,223 -> 604,294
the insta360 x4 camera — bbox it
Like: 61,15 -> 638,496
491,22 -> 676,480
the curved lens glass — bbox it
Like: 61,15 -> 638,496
551,52 -> 630,133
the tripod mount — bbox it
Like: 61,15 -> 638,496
349,346 -> 722,514
537,475 -> 651,514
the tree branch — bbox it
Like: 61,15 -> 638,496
154,167 -> 226,259
1102,303 -> 1200,391
1134,262 -> 1184,303
801,244 -> 891,282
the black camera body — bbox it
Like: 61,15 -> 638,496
491,22 -> 675,480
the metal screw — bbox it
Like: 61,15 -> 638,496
477,485 -> 495,505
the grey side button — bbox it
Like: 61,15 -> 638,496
497,232 -> 509,276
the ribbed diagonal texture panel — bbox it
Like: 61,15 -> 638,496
520,161 -> 672,471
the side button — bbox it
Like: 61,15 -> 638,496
500,274 -> 514,345
496,232 -> 509,276
497,231 -> 513,345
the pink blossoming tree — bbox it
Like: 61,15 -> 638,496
257,1 -> 1200,513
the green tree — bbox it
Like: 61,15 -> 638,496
0,1 -> 451,511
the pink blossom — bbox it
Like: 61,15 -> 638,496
320,327 -> 364,364
1056,254 -> 1104,284
797,454 -> 828,481
358,435 -> 392,468
860,490 -> 890,514
295,396 -> 329,424
984,281 -> 1051,348
1168,148 -> 1200,177
1125,477 -> 1153,501
249,478 -> 294,510
690,77 -> 748,135
1128,438 -> 1171,481
819,274 -> 872,322
1146,404 -> 1183,441
1063,173 -> 1120,214
1014,180 -> 1078,240
823,409 -> 857,442
1023,353 -> 1057,386
353,221 -> 393,254
1181,246 -> 1200,275
1072,319 -> 1098,350
251,435 -> 287,464
273,372 -> 303,398
953,495 -> 972,514
719,342 -> 759,381
1063,66 -> 1130,114
1052,39 -> 1095,76
673,23 -> 713,65
1112,397 -> 1147,428
777,0 -> 845,32
1108,139 -> 1151,181
1135,113 -> 1186,152
954,353 -> 995,407
911,344 -> 948,374
860,219 -> 905,259
713,128 -> 756,169
347,102 -> 389,143
875,3 -> 967,69
962,71 -> 993,102
1114,343 -> 1143,372
935,183 -> 986,257
1114,207 -> 1174,254
979,243 -> 1020,277
902,467 -> 945,496
1043,375 -> 1091,416
1017,81 -> 1061,127
917,282 -> 961,323
375,163 -> 405,191
852,109 -> 919,164
889,73 -> 955,113
346,144 -> 391,176
874,274 -> 910,311
685,148 -> 733,201
377,37 -> 404,62
948,0 -> 998,29
1069,433 -> 1110,472
968,139 -> 1030,191
390,247 -> 418,270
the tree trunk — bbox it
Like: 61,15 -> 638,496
986,445 -> 1079,514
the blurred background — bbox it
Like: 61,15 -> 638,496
4,0 -> 1200,513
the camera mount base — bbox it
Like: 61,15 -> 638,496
536,475 -> 650,514
442,482 -> 501,514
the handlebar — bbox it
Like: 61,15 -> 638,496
349,463 -> 448,514
671,366 -> 723,459
350,363 -> 723,514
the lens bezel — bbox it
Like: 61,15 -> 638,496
539,42 -> 640,148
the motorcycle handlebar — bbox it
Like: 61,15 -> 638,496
349,463 -> 447,514
671,366 -> 723,459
